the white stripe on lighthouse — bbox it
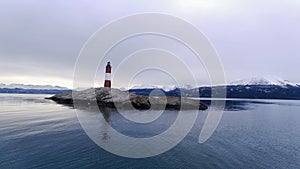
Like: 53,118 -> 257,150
105,73 -> 111,80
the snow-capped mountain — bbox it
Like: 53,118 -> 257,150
0,83 -> 71,94
128,77 -> 300,100
130,85 -> 177,92
130,83 -> 197,92
0,83 -> 69,90
230,76 -> 298,87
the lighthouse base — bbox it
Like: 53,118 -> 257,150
104,80 -> 111,88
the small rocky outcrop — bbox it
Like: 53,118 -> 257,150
47,87 -> 207,110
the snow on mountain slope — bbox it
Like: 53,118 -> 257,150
230,76 -> 298,87
130,84 -> 197,91
130,85 -> 177,91
0,83 -> 69,90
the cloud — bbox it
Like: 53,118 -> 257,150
0,0 -> 299,88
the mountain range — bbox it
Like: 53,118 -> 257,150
1,77 -> 300,99
0,83 -> 71,94
129,77 -> 300,100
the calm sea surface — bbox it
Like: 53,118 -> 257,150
0,94 -> 299,168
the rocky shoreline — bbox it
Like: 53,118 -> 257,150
47,87 -> 208,110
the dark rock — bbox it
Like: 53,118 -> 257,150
47,87 -> 207,110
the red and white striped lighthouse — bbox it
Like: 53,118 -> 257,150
104,62 -> 112,88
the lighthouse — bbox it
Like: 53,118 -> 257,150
104,62 -> 112,88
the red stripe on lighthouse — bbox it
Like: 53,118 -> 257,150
104,62 -> 111,88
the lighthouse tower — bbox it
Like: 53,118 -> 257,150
104,62 -> 112,88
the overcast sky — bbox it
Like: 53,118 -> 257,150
0,0 -> 299,89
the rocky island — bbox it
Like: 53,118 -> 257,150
47,87 -> 208,110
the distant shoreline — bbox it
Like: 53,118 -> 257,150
0,88 -> 72,95
1,82 -> 300,101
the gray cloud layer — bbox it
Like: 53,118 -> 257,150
0,0 -> 299,88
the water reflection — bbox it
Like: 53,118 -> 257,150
100,107 -> 112,141
2,94 -> 300,168
200,99 -> 275,111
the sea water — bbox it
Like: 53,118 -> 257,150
0,94 -> 299,168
